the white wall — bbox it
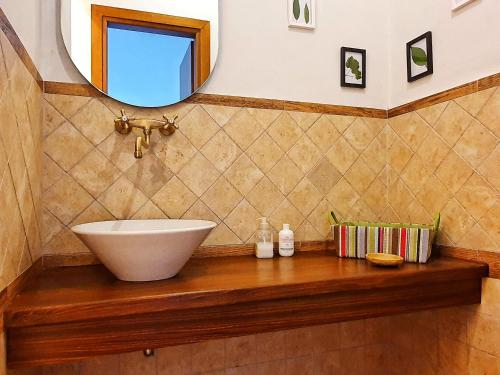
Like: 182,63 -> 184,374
42,0 -> 391,109
62,0 -> 219,81
388,0 -> 500,107
0,0 -> 41,66
2,0 -> 499,109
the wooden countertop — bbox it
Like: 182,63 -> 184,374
5,252 -> 488,368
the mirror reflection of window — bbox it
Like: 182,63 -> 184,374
107,24 -> 195,107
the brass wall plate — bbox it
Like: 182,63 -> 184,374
366,253 -> 404,267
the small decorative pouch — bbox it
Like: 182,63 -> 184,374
328,212 -> 440,264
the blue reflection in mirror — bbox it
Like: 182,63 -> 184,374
107,23 -> 195,107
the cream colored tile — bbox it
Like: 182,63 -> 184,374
363,178 -> 388,214
246,177 -> 284,217
455,87 -> 495,116
255,331 -> 286,362
478,200 -> 500,247
343,117 -> 376,152
284,327 -> 314,357
225,335 -> 257,368
224,154 -> 263,195
177,153 -> 220,197
416,129 -> 450,172
203,222 -> 242,246
288,111 -> 321,130
246,132 -> 283,173
326,137 -> 359,175
434,101 -> 473,146
288,135 -> 322,174
307,158 -> 341,195
360,136 -> 386,174
44,93 -> 90,119
157,344 -> 192,375
267,156 -> 303,195
183,199 -> 220,223
458,223 -> 496,251
390,112 -> 431,151
387,134 -> 413,174
44,121 -> 93,171
388,178 -> 416,219
435,150 -> 473,194
201,176 -> 242,220
456,173 -> 496,221
41,208 -> 64,245
295,220 -> 323,241
327,179 -> 360,219
98,132 -> 140,173
454,119 -> 497,168
158,101 -> 195,122
45,227 -> 90,254
132,200 -> 167,220
267,112 -> 303,152
478,278 -> 500,317
416,101 -> 448,126
326,114 -> 356,133
200,130 -> 241,172
269,199 -> 304,234
344,158 -> 377,194
476,87 -> 500,138
440,198 -> 476,244
400,155 -> 432,193
178,105 -> 219,148
125,153 -> 173,198
119,351 -> 156,375
70,150 -> 121,198
71,201 -> 115,226
306,115 -> 341,153
152,176 -> 197,218
224,108 -> 266,150
224,199 -> 261,242
152,130 -> 197,174
42,153 -> 65,192
288,178 -> 323,216
478,144 -> 500,190
191,339 -> 225,373
44,174 -> 93,225
43,100 -> 66,138
80,354 -> 120,375
307,199 -> 335,238
468,347 -> 500,375
201,104 -> 239,126
69,99 -> 116,145
98,176 -> 148,219
246,108 -> 282,128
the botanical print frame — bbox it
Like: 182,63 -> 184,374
452,0 -> 477,11
288,0 -> 316,29
406,32 -> 433,82
341,47 -> 366,88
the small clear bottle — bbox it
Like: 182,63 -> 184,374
279,224 -> 294,257
255,218 -> 274,259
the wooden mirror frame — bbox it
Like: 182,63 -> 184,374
91,5 -> 211,93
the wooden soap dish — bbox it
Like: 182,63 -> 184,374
366,253 -> 404,267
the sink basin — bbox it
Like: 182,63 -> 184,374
71,219 -> 217,282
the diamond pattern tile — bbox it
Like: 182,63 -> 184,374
38,85 -> 500,254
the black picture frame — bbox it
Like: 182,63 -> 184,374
341,47 -> 366,88
406,31 -> 433,82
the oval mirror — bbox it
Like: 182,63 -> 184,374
60,0 -> 219,107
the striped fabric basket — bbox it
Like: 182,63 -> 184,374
328,212 -> 440,264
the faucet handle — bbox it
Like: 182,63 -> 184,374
115,109 -> 133,134
160,114 -> 179,136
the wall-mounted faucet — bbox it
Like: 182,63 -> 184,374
114,110 -> 178,159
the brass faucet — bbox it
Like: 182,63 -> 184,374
114,110 -> 178,159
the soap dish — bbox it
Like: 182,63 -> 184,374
366,253 -> 404,267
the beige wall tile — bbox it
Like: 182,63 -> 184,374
434,101 -> 473,146
326,137 -> 359,175
225,199 -> 261,242
224,109 -> 266,151
177,153 -> 220,197
201,104 -> 239,126
268,156 -> 304,195
97,176 -> 148,219
306,115 -> 341,152
454,119 -> 497,168
69,99 -> 115,146
246,133 -> 283,173
476,88 -> 500,138
151,176 -> 197,218
124,153 -> 173,198
224,154 -> 263,196
267,112 -> 303,152
288,111 -> 321,131
307,158 -> 341,195
246,177 -> 284,217
201,131 -> 241,172
288,178 -> 323,216
288,136 -> 322,174
201,176 -> 242,220
455,88 -> 495,117
178,105 -> 220,149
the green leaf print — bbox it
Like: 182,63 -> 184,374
304,3 -> 310,24
293,0 -> 300,20
411,47 -> 428,66
346,56 -> 362,80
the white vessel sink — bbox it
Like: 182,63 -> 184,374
72,220 -> 216,282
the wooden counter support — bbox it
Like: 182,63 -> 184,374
5,252 -> 487,368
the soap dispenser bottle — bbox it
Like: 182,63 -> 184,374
255,218 -> 274,259
279,224 -> 294,257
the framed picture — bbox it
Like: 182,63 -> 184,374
288,0 -> 315,29
341,47 -> 366,88
406,32 -> 433,82
452,0 -> 477,10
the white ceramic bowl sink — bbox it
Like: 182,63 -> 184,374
72,220 -> 216,282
